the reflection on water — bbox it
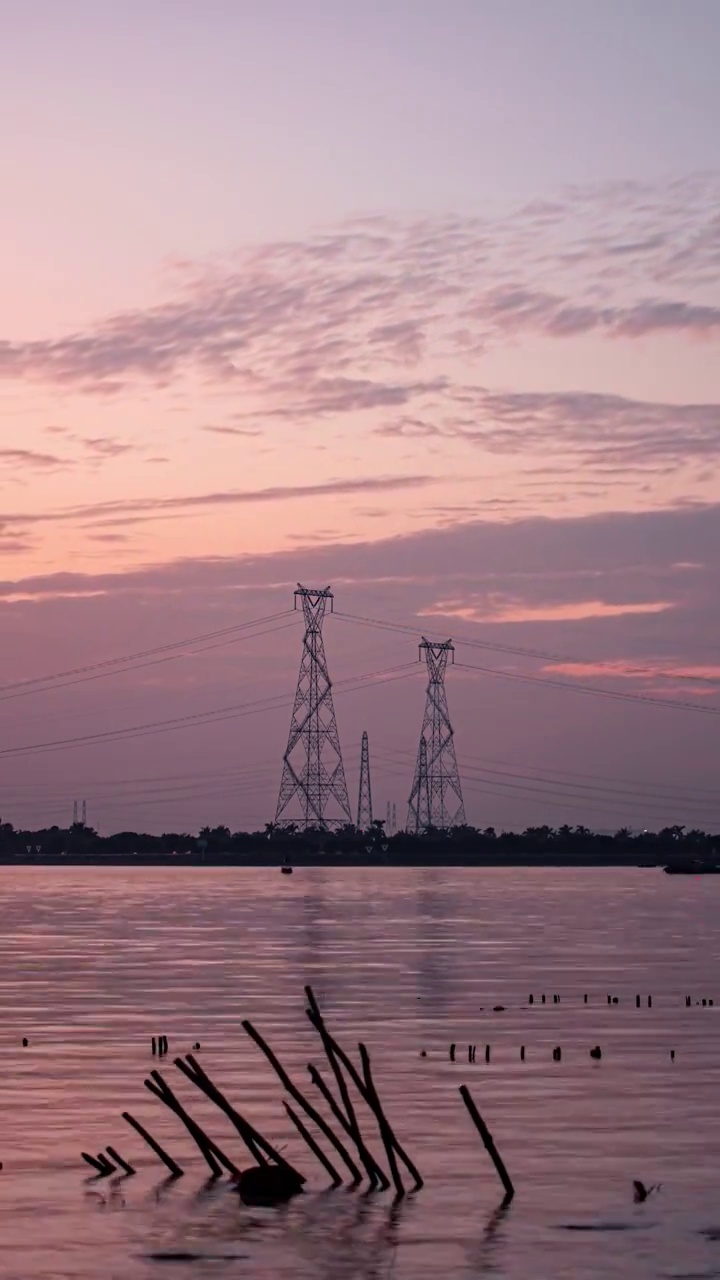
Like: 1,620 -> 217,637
0,867 -> 718,1277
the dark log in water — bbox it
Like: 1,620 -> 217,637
283,1101 -> 343,1186
242,1018 -> 361,1184
236,1163 -> 303,1205
459,1085 -> 514,1202
81,1152 -> 106,1174
122,1111 -> 183,1177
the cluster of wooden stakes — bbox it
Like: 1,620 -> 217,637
81,985 -> 514,1205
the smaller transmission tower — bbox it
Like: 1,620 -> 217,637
407,638 -> 465,833
356,731 -> 373,829
275,585 -> 352,831
392,802 -> 397,834
72,800 -> 78,825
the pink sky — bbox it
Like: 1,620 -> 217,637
1,1 -> 720,834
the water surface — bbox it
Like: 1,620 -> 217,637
0,867 -> 718,1279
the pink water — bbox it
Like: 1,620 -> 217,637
0,866 -> 719,1279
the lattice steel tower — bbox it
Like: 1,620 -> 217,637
356,730 -> 373,829
407,638 -> 465,833
275,586 -> 352,830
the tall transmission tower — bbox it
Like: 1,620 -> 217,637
356,730 -> 373,829
407,638 -> 466,833
72,800 -> 78,825
392,802 -> 397,835
275,585 -> 352,830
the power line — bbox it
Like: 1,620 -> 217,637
454,659 -> 720,717
0,609 -> 296,703
334,610 -> 720,711
0,662 -> 421,761
372,744 -> 720,826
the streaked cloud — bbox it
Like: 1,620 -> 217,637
0,173 -> 717,402
420,598 -> 675,625
0,473 -> 438,533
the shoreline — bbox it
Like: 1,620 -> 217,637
0,853 -> 666,868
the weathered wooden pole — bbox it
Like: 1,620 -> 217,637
304,990 -> 423,1190
106,1146 -> 135,1175
176,1054 -> 288,1172
122,1111 -> 183,1177
358,1044 -> 403,1196
145,1070 -> 239,1178
308,998 -> 388,1189
283,1101 -> 343,1186
459,1085 -> 514,1202
308,1063 -> 389,1189
242,1018 -> 362,1183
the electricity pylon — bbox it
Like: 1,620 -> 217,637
356,730 -> 373,829
275,585 -> 352,830
407,638 -> 465,833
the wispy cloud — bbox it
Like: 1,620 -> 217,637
0,173 -> 717,401
0,448 -> 66,471
478,288 -> 720,341
421,598 -> 675,624
449,388 -> 720,468
0,473 -> 438,532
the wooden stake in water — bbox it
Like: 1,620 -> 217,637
242,1018 -> 362,1184
459,1085 -> 514,1202
305,988 -> 423,1191
122,1111 -> 183,1177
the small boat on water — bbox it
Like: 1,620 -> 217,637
281,862 -> 293,875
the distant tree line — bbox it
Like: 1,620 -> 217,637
0,817 -> 716,865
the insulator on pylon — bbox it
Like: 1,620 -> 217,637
275,585 -> 351,831
407,638 -> 465,833
356,731 -> 373,830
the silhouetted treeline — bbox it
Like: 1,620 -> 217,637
0,818 -> 716,866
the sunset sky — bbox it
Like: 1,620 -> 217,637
2,0 -> 720,834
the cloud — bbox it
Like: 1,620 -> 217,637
545,660 -> 720,687
0,539 -> 33,554
0,473 -> 438,532
479,287 -> 720,341
0,448 -> 66,470
0,496 -> 717,620
420,598 -> 674,625
78,436 -> 136,459
202,425 -> 262,438
0,173 -> 717,401
450,388 -> 720,468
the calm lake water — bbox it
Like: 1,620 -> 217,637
1,866 -> 719,1279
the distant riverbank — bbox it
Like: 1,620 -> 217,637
0,849 -> 666,868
